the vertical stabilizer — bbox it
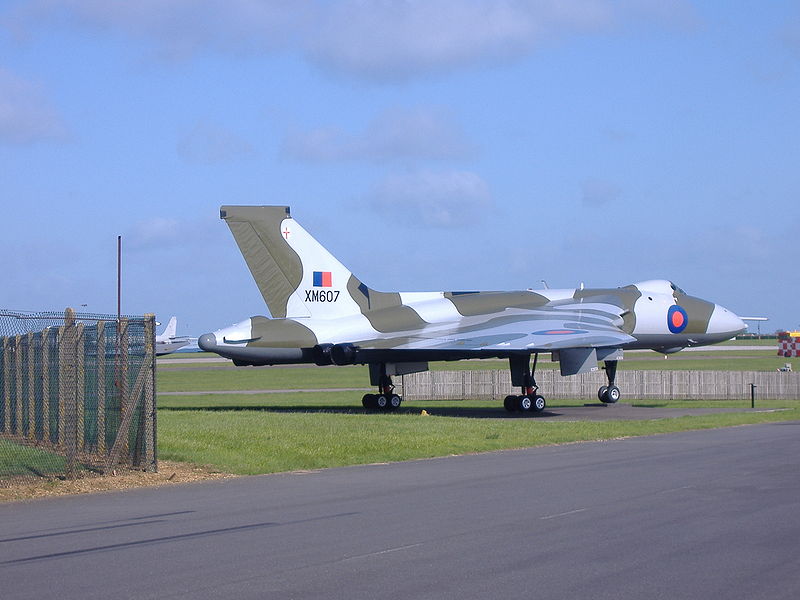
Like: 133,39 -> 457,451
156,316 -> 177,342
163,316 -> 177,339
221,205 -> 373,319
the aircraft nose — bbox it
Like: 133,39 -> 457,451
707,304 -> 746,338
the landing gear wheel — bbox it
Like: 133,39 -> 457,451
600,385 -> 621,404
375,394 -> 389,410
604,385 -> 621,404
388,394 -> 402,410
504,395 -> 518,412
532,395 -> 546,412
362,394 -> 377,409
517,395 -> 533,412
598,386 -> 608,402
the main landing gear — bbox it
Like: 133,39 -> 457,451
362,374 -> 402,412
504,353 -> 546,414
598,359 -> 621,404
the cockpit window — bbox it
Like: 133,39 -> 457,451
669,282 -> 686,295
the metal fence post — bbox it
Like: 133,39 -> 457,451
60,308 -> 77,477
15,334 -> 23,435
75,322 -> 85,452
97,320 -> 106,455
2,337 -> 9,433
119,317 -> 129,460
27,331 -> 35,441
57,323 -> 66,447
142,314 -> 156,471
42,327 -> 50,443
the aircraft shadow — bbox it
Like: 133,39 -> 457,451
160,404 -> 566,419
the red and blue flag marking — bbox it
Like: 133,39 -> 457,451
313,271 -> 332,287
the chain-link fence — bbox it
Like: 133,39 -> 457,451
0,308 -> 156,487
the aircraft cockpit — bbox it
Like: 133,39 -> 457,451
669,281 -> 687,295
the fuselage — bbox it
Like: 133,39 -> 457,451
200,279 -> 746,364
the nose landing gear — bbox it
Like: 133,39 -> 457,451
598,359 -> 621,404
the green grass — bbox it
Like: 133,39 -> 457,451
724,338 -> 779,346
157,390 -> 800,475
159,352 -> 219,359
157,365 -> 371,392
157,406 -> 800,475
0,439 -> 69,478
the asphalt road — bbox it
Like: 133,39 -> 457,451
2,422 -> 799,599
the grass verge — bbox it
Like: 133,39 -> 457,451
0,439 -> 70,478
157,404 -> 800,475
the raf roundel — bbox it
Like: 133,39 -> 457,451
667,305 -> 688,334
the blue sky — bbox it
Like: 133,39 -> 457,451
1,0 -> 798,336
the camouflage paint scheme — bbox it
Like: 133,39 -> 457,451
199,206 -> 746,407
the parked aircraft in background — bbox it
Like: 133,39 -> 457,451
199,206 -> 746,414
155,316 -> 193,355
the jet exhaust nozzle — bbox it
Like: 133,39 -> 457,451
312,344 -> 334,366
330,343 -> 357,365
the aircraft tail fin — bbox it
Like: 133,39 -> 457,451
221,205 -> 385,320
159,316 -> 177,340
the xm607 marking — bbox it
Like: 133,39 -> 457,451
306,290 -> 340,303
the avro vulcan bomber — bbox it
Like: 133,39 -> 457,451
199,206 -> 746,414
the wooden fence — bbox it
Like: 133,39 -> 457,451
399,369 -> 800,401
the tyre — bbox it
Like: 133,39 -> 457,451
389,394 -> 402,410
376,394 -> 389,409
504,395 -> 518,412
533,395 -> 546,412
598,386 -> 608,402
605,385 -> 621,404
517,395 -> 533,412
362,394 -> 377,409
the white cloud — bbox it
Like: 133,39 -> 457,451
308,0 -> 613,80
13,0 -> 309,61
367,169 -> 492,228
282,106 -> 474,162
177,121 -> 254,164
0,67 -> 67,144
7,0 -> 694,80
